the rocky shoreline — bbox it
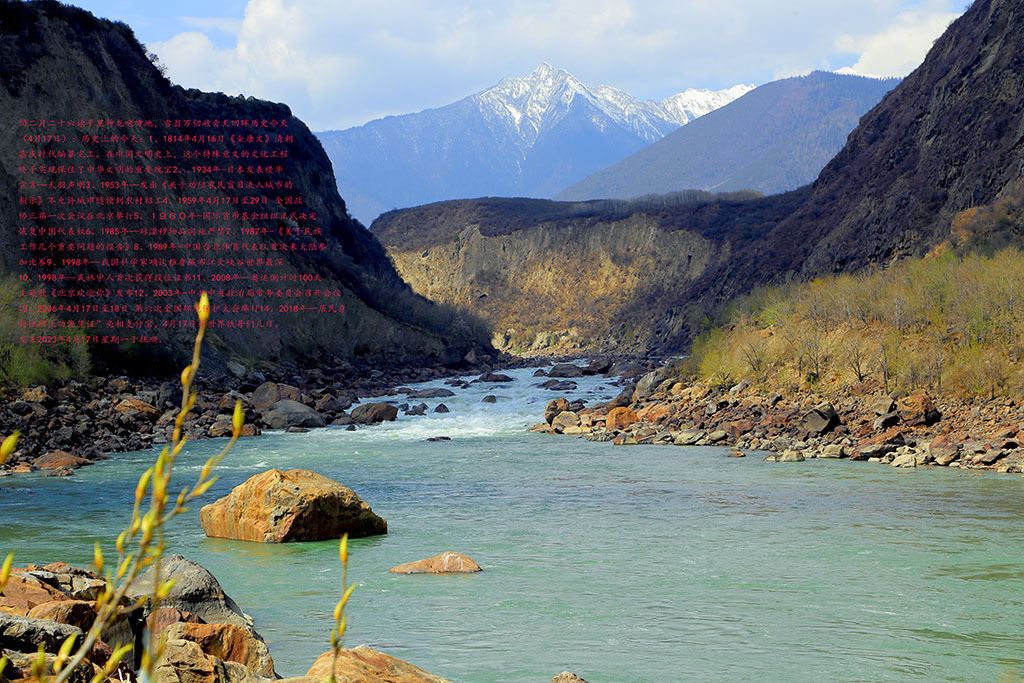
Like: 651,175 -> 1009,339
0,351 -> 574,475
531,364 -> 1024,474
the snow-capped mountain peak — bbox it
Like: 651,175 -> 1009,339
475,63 -> 752,151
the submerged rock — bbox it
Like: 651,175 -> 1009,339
200,469 -> 387,543
389,552 -> 482,574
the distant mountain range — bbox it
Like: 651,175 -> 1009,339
557,71 -> 900,201
316,64 -> 752,224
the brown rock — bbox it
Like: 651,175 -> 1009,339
200,469 -> 387,543
0,575 -> 68,616
637,403 -> 672,424
551,411 -> 580,433
349,402 -> 398,424
251,382 -> 303,412
389,552 -> 481,574
544,398 -> 570,425
605,407 -> 639,432
306,648 -> 451,683
20,387 -> 52,405
165,622 -> 276,679
114,398 -> 161,421
927,434 -> 961,466
897,392 -> 941,426
154,637 -> 269,683
33,451 -> 93,471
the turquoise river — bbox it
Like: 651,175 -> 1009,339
2,366 -> 1023,681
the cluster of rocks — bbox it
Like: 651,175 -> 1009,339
0,553 -> 455,683
533,367 -> 1024,473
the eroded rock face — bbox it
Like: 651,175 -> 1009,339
389,552 -> 482,574
306,647 -> 452,683
200,469 -> 387,543
156,637 -> 272,683
164,623 -> 276,679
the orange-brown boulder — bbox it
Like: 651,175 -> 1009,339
389,552 -> 481,574
200,469 -> 387,543
114,398 -> 161,421
164,622 -> 275,679
251,382 -> 302,412
33,451 -> 93,471
306,648 -> 451,683
636,403 -> 672,423
0,575 -> 68,616
605,407 -> 638,432
897,392 -> 942,426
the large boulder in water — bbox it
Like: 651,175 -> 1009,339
261,400 -> 326,429
200,469 -> 387,543
547,363 -> 583,378
306,647 -> 451,682
350,402 -> 398,424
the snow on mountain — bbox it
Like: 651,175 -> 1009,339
476,62 -> 751,148
316,64 -> 751,225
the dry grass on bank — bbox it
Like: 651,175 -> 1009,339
688,247 -> 1024,399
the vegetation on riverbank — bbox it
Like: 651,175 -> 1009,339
689,247 -> 1024,399
0,277 -> 90,386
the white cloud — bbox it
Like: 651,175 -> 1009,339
835,9 -> 960,77
180,17 -> 243,34
148,0 -> 963,130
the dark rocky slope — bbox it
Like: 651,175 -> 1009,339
375,0 -> 1024,354
0,0 -> 492,376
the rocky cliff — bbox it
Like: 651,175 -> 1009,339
376,0 -> 1024,355
0,0 -> 491,376
373,192 -> 805,354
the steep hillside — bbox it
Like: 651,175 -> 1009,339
372,191 -> 805,355
557,71 -> 898,201
768,0 -> 1024,273
317,65 -> 751,224
0,0 -> 491,375
375,0 -> 1024,356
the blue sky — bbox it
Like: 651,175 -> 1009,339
69,0 -> 964,131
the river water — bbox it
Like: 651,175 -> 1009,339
2,366 -> 1023,682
